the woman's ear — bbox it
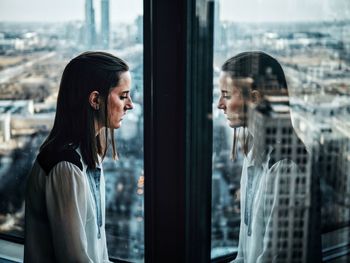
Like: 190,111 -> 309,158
251,90 -> 262,104
89,91 -> 100,110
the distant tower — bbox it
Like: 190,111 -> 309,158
214,0 -> 222,51
85,0 -> 97,48
101,0 -> 110,49
135,15 -> 143,44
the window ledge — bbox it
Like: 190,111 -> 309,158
0,239 -> 23,263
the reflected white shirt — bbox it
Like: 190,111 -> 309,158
233,149 -> 300,263
24,156 -> 111,263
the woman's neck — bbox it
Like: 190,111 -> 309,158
238,127 -> 254,155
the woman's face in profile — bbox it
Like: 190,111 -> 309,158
217,72 -> 246,128
107,71 -> 134,129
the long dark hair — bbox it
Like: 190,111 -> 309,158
221,51 -> 306,165
221,51 -> 288,96
40,51 -> 129,168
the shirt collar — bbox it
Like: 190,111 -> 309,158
75,147 -> 102,172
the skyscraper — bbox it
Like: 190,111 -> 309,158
135,15 -> 143,44
85,0 -> 96,48
248,97 -> 313,263
214,0 -> 222,51
293,101 -> 350,262
101,0 -> 110,49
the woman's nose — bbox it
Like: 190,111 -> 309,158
217,97 -> 225,110
126,97 -> 134,110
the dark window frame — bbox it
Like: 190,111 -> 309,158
144,0 -> 215,262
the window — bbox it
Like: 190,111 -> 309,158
212,0 -> 350,262
0,0 -> 216,262
0,0 -> 144,262
1,0 -> 349,262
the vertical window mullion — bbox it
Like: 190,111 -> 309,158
185,0 -> 214,262
144,0 -> 186,262
144,0 -> 214,262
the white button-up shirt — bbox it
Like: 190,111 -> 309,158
233,148 -> 300,263
24,152 -> 111,263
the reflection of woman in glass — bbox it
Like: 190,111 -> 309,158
217,51 -> 314,262
24,52 -> 133,262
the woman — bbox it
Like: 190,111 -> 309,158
24,51 -> 133,262
217,51 -> 316,262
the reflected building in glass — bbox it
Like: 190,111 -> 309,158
247,96 -> 313,262
293,96 -> 350,262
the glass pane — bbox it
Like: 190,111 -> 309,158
212,0 -> 350,262
0,0 -> 144,262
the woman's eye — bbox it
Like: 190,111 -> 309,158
120,95 -> 128,100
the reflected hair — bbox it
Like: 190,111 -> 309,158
221,51 -> 289,160
40,51 -> 129,168
221,51 -> 288,95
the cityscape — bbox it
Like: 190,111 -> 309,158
0,0 -> 349,262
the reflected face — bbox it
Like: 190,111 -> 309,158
217,72 -> 247,128
107,71 -> 133,129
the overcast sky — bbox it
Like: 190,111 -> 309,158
220,0 -> 350,22
0,0 -> 143,23
0,0 -> 349,23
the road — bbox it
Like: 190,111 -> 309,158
0,52 -> 56,84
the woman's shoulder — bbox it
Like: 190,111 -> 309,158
37,145 -> 83,176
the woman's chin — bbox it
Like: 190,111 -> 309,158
107,122 -> 122,129
116,120 -> 123,128
228,119 -> 242,128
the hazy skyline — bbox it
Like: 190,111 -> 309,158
0,0 -> 142,23
220,0 -> 350,22
0,0 -> 349,23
